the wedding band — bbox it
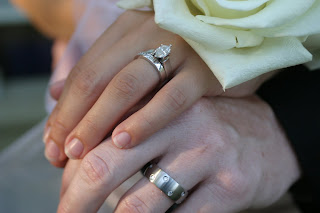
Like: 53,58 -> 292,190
143,163 -> 188,204
135,44 -> 172,83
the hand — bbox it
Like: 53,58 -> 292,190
58,96 -> 300,213
44,10 -> 275,166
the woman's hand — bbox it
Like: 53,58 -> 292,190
58,96 -> 300,213
44,10 -> 275,166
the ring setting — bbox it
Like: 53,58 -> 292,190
135,44 -> 172,83
153,44 -> 172,63
142,163 -> 188,204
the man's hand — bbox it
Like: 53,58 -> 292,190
58,96 -> 300,213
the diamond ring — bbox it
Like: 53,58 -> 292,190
135,44 -> 172,83
142,163 -> 188,204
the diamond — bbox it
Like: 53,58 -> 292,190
163,176 -> 169,182
149,174 -> 155,182
167,191 -> 173,196
154,44 -> 171,58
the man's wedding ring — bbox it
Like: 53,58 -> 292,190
142,163 -> 188,204
135,44 -> 172,83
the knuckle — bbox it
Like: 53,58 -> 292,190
53,117 -> 68,133
70,64 -> 100,97
79,152 -> 113,187
51,116 -> 69,144
198,206 -> 213,213
111,72 -> 139,99
162,87 -> 187,112
57,203 -> 72,213
79,116 -> 100,136
140,112 -> 154,130
192,140 -> 214,157
119,10 -> 138,21
142,15 -> 161,34
117,195 -> 150,213
217,169 -> 249,199
177,98 -> 212,123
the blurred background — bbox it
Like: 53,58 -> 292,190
0,0 -> 52,151
0,1 -> 71,212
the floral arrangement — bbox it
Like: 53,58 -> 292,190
118,0 -> 320,89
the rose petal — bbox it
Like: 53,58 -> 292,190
191,0 -> 210,16
215,0 -> 270,11
196,0 -> 315,29
305,50 -> 320,70
122,0 -> 320,87
154,0 -> 264,50
253,0 -> 320,37
304,34 -> 320,52
304,34 -> 320,70
117,0 -> 152,9
185,37 -> 312,89
198,0 -> 266,19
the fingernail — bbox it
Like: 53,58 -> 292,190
45,140 -> 60,162
113,132 -> 131,149
43,126 -> 51,144
65,138 -> 84,159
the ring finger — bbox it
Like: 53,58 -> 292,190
64,38 -> 190,159
115,152 -> 208,213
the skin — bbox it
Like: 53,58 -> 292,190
57,96 -> 300,213
43,11 -> 275,166
11,0 -> 75,39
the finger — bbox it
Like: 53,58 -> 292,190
115,138 -> 215,212
44,13 -> 152,163
60,159 -> 81,198
46,11 -> 150,130
50,79 -> 66,100
111,57 -> 218,149
115,176 -> 172,212
174,185 -> 218,213
115,153 -> 207,213
63,59 -> 159,159
47,157 -> 68,168
58,135 -> 169,213
64,38 -> 190,159
174,183 -> 241,213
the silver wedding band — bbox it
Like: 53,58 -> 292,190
135,44 -> 172,83
143,163 -> 188,204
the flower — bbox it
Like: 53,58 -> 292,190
117,0 -> 152,9
118,0 -> 320,89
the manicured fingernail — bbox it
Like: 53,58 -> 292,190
113,132 -> 131,149
65,138 -> 84,159
43,126 -> 51,144
45,140 -> 60,162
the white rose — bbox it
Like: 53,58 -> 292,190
118,0 -> 320,89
